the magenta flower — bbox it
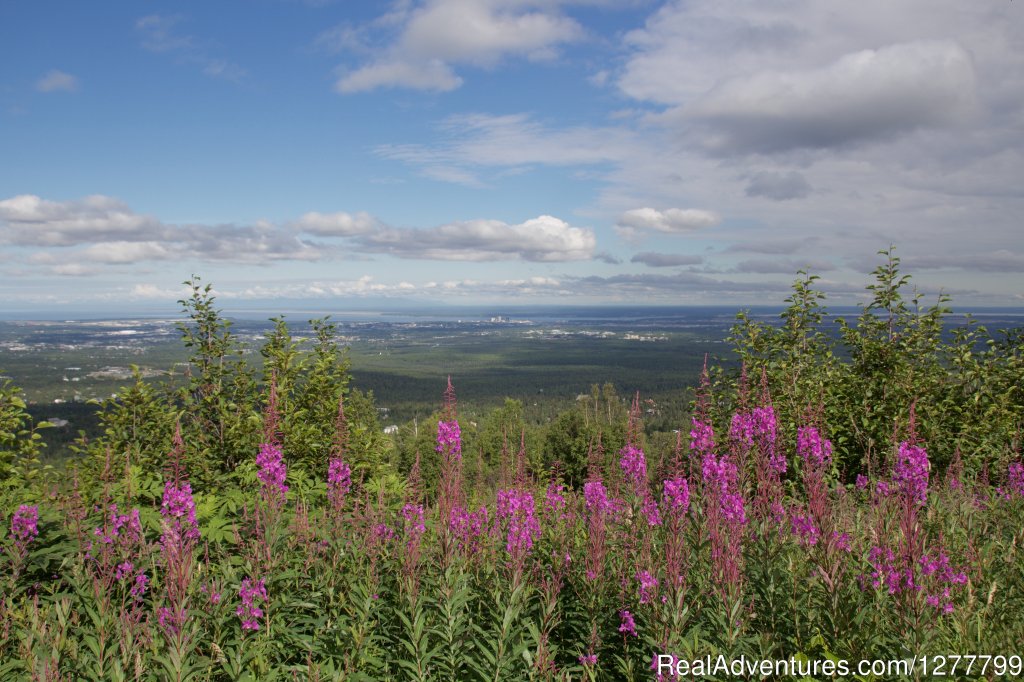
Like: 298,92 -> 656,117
579,653 -> 598,667
689,417 -> 715,458
636,570 -> 659,604
893,441 -> 929,505
544,482 -> 567,516
583,480 -> 613,514
1008,462 -> 1024,498
855,474 -> 869,491
11,504 -> 39,545
402,503 -> 426,539
256,443 -> 289,506
662,477 -> 690,513
237,577 -> 268,631
790,512 -> 819,547
798,426 -> 832,469
161,483 -> 199,542
436,420 -> 462,459
327,457 -> 352,507
619,444 -> 648,491
618,609 -> 637,636
497,488 -> 541,557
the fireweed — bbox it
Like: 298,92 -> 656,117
256,443 -> 289,510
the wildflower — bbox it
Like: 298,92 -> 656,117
130,572 -> 149,600
256,443 -> 289,506
115,560 -> 135,581
327,457 -> 352,507
832,531 -> 852,553
641,494 -> 662,526
579,653 -> 598,667
790,512 -> 819,547
893,441 -> 929,505
497,488 -> 541,557
237,577 -> 268,631
855,474 -> 869,491
662,477 -> 690,513
1008,462 -> 1024,498
689,417 -> 714,458
161,483 -> 200,542
797,426 -> 832,469
11,504 -> 39,545
618,610 -> 637,637
543,482 -> 567,516
402,503 -> 426,539
583,480 -> 613,514
619,444 -> 648,491
436,420 -> 462,459
636,570 -> 659,604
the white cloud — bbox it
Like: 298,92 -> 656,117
35,70 -> 79,93
0,195 -> 162,246
336,58 -> 462,93
358,214 -> 596,262
292,211 -> 380,236
331,0 -> 584,93
683,41 -> 978,154
615,207 -> 720,237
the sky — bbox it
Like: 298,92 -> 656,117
1,0 -> 1022,313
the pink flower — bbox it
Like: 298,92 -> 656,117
619,444 -> 648,491
893,441 -> 929,505
436,420 -> 462,459
618,609 -> 637,636
237,577 -> 268,631
662,477 -> 690,513
256,443 -> 289,506
11,504 -> 39,545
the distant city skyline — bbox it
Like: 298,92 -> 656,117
2,1 -> 1022,311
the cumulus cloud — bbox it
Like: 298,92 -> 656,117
35,70 -> 79,93
0,195 -> 162,246
744,171 -> 812,200
354,215 -> 595,262
615,207 -> 720,238
683,41 -> 978,154
2,194 -> 595,269
631,252 -> 703,267
331,0 -> 584,93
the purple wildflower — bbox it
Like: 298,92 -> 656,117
636,570 -> 659,604
832,531 -> 852,553
662,477 -> 690,513
619,444 -> 648,492
497,488 -> 540,557
11,504 -> 39,545
583,480 -> 613,514
893,441 -> 929,505
689,417 -> 715,458
327,457 -> 352,508
161,483 -> 199,542
618,610 -> 637,637
256,443 -> 289,506
798,426 -> 832,469
790,512 -> 819,547
855,474 -> 869,491
402,503 -> 426,539
1008,462 -> 1024,498
579,654 -> 598,667
130,572 -> 149,600
237,577 -> 268,631
436,420 -> 462,460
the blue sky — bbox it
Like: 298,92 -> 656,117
2,0 -> 1022,312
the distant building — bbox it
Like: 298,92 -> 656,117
383,425 -> 399,435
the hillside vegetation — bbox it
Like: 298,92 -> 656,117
0,249 -> 1022,680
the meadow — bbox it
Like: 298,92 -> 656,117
1,252 -> 1023,681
